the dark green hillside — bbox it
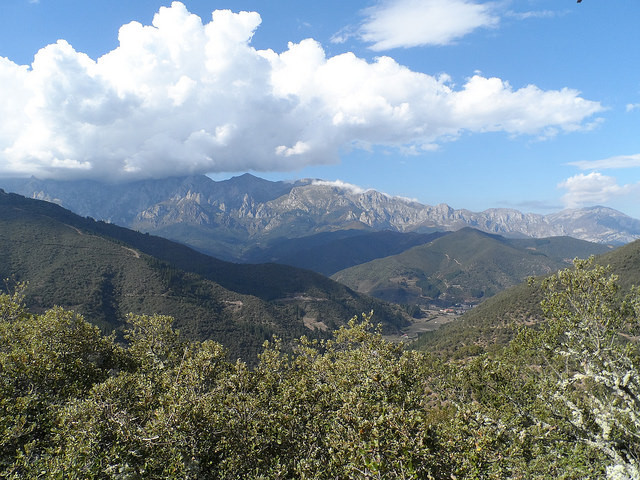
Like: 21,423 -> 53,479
411,281 -> 544,358
331,227 -> 605,307
87,218 -> 407,332
243,230 -> 446,275
414,239 -> 638,358
148,222 -> 250,262
507,235 -> 612,260
597,238 -> 640,290
0,190 -> 407,359
0,196 -> 307,360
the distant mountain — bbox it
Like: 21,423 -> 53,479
0,189 -> 407,361
330,228 -> 612,307
0,174 -> 301,226
1,174 -> 639,263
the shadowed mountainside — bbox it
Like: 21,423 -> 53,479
0,189 -> 408,361
331,227 -> 611,307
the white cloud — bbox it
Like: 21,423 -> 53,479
626,103 -> 640,112
569,154 -> 640,171
448,75 -> 601,135
275,141 -> 311,157
0,2 -> 603,182
359,0 -> 500,50
311,179 -> 368,194
559,172 -> 637,208
330,25 -> 357,45
310,179 -> 418,202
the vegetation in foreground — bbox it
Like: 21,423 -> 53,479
1,258 -> 639,479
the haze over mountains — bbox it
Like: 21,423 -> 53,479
1,174 -> 639,264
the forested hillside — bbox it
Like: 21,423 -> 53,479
242,230 -> 446,275
414,238 -> 640,358
0,190 -> 407,360
332,228 -> 610,307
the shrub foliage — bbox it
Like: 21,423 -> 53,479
1,258 -> 639,478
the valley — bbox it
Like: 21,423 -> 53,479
384,306 -> 461,343
0,174 -> 626,359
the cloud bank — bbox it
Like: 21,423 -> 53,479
311,179 -> 368,195
0,1 -> 603,181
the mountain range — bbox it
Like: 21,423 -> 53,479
1,173 -> 633,363
2,174 -> 639,264
0,188 -> 407,361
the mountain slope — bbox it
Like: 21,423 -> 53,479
413,239 -> 640,358
0,189 -> 407,360
331,228 -> 611,307
1,175 -> 638,263
243,230 -> 446,276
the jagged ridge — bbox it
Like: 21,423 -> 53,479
2,174 -> 638,262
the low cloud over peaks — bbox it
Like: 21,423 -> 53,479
311,179 -> 368,195
0,2 -> 603,182
559,172 -> 639,209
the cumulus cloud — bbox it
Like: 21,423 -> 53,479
569,153 -> 640,171
559,172 -> 637,208
359,0 -> 500,50
0,1 -> 603,181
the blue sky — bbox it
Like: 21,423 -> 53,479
0,0 -> 639,217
